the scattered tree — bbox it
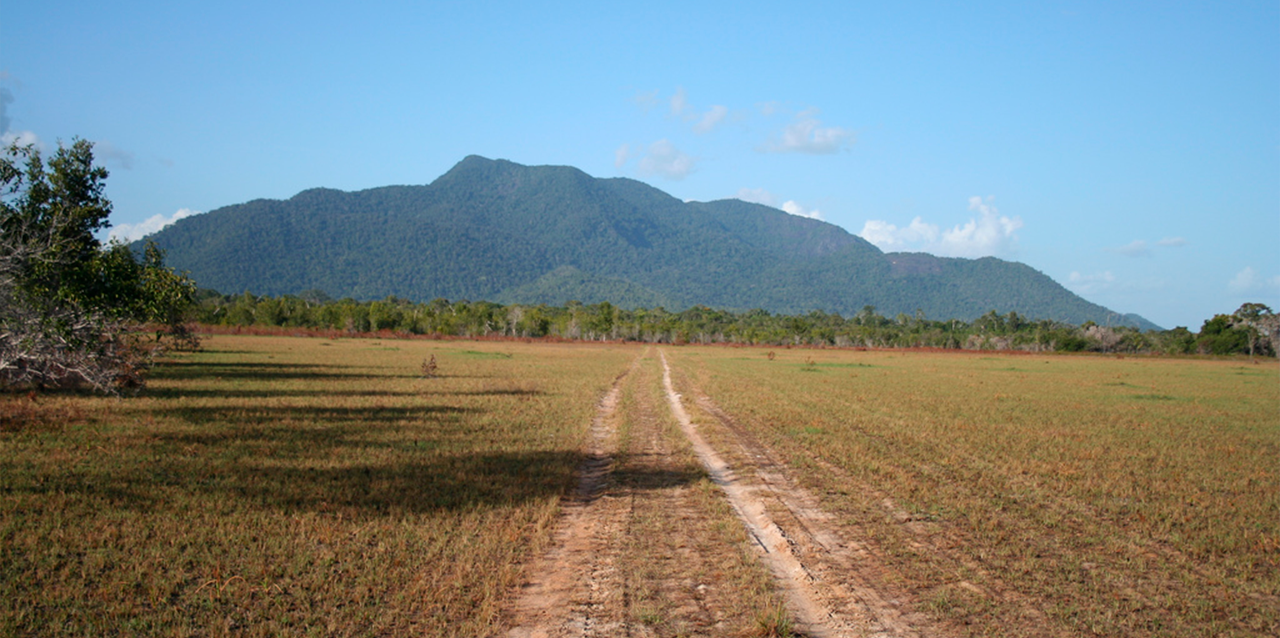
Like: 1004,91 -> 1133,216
1,139 -> 196,393
1230,303 -> 1278,359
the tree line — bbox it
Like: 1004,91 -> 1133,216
193,290 -> 1279,358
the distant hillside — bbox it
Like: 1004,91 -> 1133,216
142,155 -> 1160,329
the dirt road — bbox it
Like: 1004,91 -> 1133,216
502,349 -> 939,637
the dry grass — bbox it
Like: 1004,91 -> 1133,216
6,336 -> 1274,636
669,348 -> 1279,637
0,335 -> 636,636
609,353 -> 785,636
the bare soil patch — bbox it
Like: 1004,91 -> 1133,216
503,351 -> 782,637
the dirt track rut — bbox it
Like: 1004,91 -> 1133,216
503,349 -> 937,637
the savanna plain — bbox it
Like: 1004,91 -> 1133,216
1,335 -> 1276,637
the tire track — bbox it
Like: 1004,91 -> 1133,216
504,351 -> 776,637
660,351 -> 935,638
505,366 -> 632,637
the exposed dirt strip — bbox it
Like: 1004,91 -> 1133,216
660,351 -> 936,638
505,369 -> 630,637
504,352 -> 783,637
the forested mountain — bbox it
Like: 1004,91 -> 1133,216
142,155 -> 1160,329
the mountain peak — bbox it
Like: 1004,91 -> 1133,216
140,156 -> 1157,328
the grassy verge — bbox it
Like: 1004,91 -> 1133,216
1,335 -> 635,636
670,347 -> 1279,637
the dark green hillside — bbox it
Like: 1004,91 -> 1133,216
491,266 -> 671,309
143,155 -> 1160,329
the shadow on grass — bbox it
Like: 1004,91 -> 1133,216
123,405 -> 478,431
1,352 -> 684,518
142,387 -> 430,400
2,442 -> 704,517
4,402 -> 699,518
153,360 -> 484,383
144,387 -> 545,400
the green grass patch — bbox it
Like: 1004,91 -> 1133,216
455,349 -> 514,359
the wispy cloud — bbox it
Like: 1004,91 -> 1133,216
1067,270 -> 1116,295
94,140 -> 135,169
1108,239 -> 1150,258
760,109 -> 854,154
637,139 -> 696,180
782,200 -> 823,220
1227,266 -> 1280,294
614,143 -> 634,168
670,87 -> 694,121
735,187 -> 778,207
757,101 -> 782,116
1,130 -> 40,148
108,208 -> 200,243
858,197 -> 1022,258
693,105 -> 728,134
631,89 -> 660,112
734,188 -> 822,219
1110,237 -> 1188,255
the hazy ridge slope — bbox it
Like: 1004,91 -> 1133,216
143,155 -> 1159,329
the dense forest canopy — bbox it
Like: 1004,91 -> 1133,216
143,156 -> 1162,331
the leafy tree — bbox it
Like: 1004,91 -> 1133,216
0,139 -> 195,393
1231,302 -> 1278,358
1196,315 -> 1249,355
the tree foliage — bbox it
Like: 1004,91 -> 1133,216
0,139 -> 197,393
191,291 -> 1266,356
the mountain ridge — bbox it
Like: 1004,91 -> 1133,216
141,155 -> 1161,330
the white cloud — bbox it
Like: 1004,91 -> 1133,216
670,87 -> 694,121
1227,267 -> 1280,294
782,200 -> 823,220
1108,239 -> 1150,258
1157,237 -> 1187,247
637,139 -> 696,180
632,89 -> 660,112
858,196 -> 1022,258
108,208 -> 200,244
1067,271 -> 1116,295
858,217 -> 939,249
939,197 -> 1023,257
693,105 -> 728,134
757,101 -> 782,116
735,188 -> 778,207
614,143 -> 634,168
734,189 -> 822,219
1,130 -> 40,148
94,140 -> 135,170
761,109 -> 854,154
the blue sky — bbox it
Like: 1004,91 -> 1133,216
3,1 -> 1276,329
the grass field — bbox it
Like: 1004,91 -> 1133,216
2,336 -> 1276,636
669,347 -> 1279,637
0,335 -> 636,636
